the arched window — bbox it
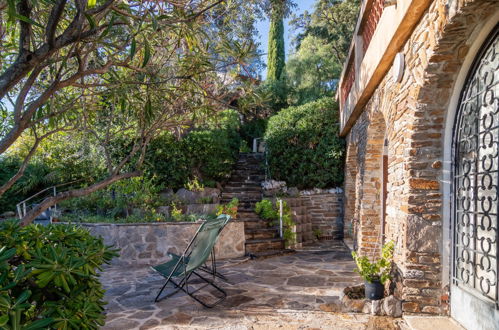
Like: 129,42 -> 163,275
453,27 -> 498,305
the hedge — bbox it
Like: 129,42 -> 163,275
264,97 -> 345,189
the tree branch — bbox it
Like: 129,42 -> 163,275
20,170 -> 142,226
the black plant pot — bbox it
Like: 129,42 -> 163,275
365,280 -> 384,300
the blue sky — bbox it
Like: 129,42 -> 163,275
256,0 -> 316,78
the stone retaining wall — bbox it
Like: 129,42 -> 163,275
283,191 -> 344,247
79,221 -> 245,266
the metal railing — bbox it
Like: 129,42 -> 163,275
16,180 -> 83,219
256,138 -> 284,239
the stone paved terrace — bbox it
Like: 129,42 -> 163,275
101,241 -> 400,329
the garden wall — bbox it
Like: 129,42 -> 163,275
283,189 -> 344,247
79,221 -> 245,266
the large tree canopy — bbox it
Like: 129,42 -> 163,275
0,0 -> 266,224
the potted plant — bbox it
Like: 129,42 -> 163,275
351,241 -> 394,300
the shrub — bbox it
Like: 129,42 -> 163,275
254,199 -> 295,247
254,199 -> 276,220
0,220 -> 118,329
144,109 -> 241,189
216,198 -> 239,219
59,176 -> 161,218
264,97 -> 345,189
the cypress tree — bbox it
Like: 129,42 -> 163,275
266,2 -> 285,82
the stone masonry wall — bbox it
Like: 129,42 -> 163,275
283,192 -> 344,248
301,193 -> 344,240
80,221 -> 245,266
344,0 -> 498,315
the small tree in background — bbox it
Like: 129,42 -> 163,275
266,0 -> 286,83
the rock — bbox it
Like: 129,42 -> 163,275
175,188 -> 220,204
405,269 -> 424,279
320,303 -> 342,312
159,189 -> 174,201
407,215 -> 440,252
176,188 -> 199,204
362,300 -> 371,314
157,206 -> 170,217
1,211 -> 16,218
382,295 -> 402,317
341,295 -> 365,312
287,187 -> 300,197
185,203 -> 218,215
261,180 -> 286,191
371,299 -> 385,315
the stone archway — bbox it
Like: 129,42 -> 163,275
353,106 -> 387,258
343,140 -> 359,240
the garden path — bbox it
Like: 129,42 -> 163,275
101,241 -> 400,329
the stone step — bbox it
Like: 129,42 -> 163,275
229,175 -> 265,182
221,198 -> 261,204
245,238 -> 285,253
237,211 -> 260,218
244,219 -> 275,230
221,193 -> 262,200
246,228 -> 278,240
223,186 -> 262,193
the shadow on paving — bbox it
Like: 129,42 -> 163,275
101,241 -> 393,329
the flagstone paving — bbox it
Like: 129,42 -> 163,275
101,241 -> 400,329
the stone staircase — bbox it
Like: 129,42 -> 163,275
221,153 -> 286,256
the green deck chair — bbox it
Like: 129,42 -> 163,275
152,215 -> 229,307
165,214 -> 232,282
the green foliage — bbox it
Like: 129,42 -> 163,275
285,35 -> 342,105
60,176 -> 161,217
144,110 -> 241,189
352,241 -> 394,284
171,203 -> 184,222
185,177 -> 204,192
266,14 -> 286,83
290,0 -> 360,65
254,199 -> 276,220
0,158 -> 51,213
287,0 -> 360,106
254,199 -> 295,247
216,198 -> 239,219
240,118 -> 268,146
264,97 -> 345,189
0,220 -> 118,329
313,229 -> 322,239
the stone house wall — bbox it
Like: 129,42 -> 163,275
342,0 -> 498,316
80,221 -> 245,266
